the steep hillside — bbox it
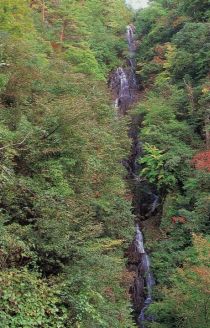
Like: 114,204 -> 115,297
0,1 -> 136,327
133,0 -> 210,327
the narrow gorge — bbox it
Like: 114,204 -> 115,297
110,21 -> 155,327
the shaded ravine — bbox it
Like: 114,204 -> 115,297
110,24 -> 155,327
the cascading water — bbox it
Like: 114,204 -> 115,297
115,67 -> 131,115
126,24 -> 137,87
134,222 -> 155,327
110,23 -> 155,327
111,24 -> 136,115
135,225 -> 145,254
137,253 -> 155,327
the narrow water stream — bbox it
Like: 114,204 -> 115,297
110,24 -> 155,327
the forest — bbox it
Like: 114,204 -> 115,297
0,0 -> 209,328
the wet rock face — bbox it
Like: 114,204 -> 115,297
126,240 -> 141,264
126,241 -> 145,316
133,274 -> 145,312
127,241 -> 154,321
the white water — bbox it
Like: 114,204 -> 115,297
113,24 -> 137,114
127,25 -> 135,51
117,67 -> 130,96
135,225 -> 145,254
136,227 -> 155,327
114,67 -> 131,114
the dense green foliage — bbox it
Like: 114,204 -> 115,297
0,1 -> 136,327
134,0 -> 210,326
1,1 -> 210,327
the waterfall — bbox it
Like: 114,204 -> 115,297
135,224 -> 145,254
110,23 -> 155,327
113,67 -> 132,115
137,243 -> 155,327
112,24 -> 137,115
127,24 -> 136,53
